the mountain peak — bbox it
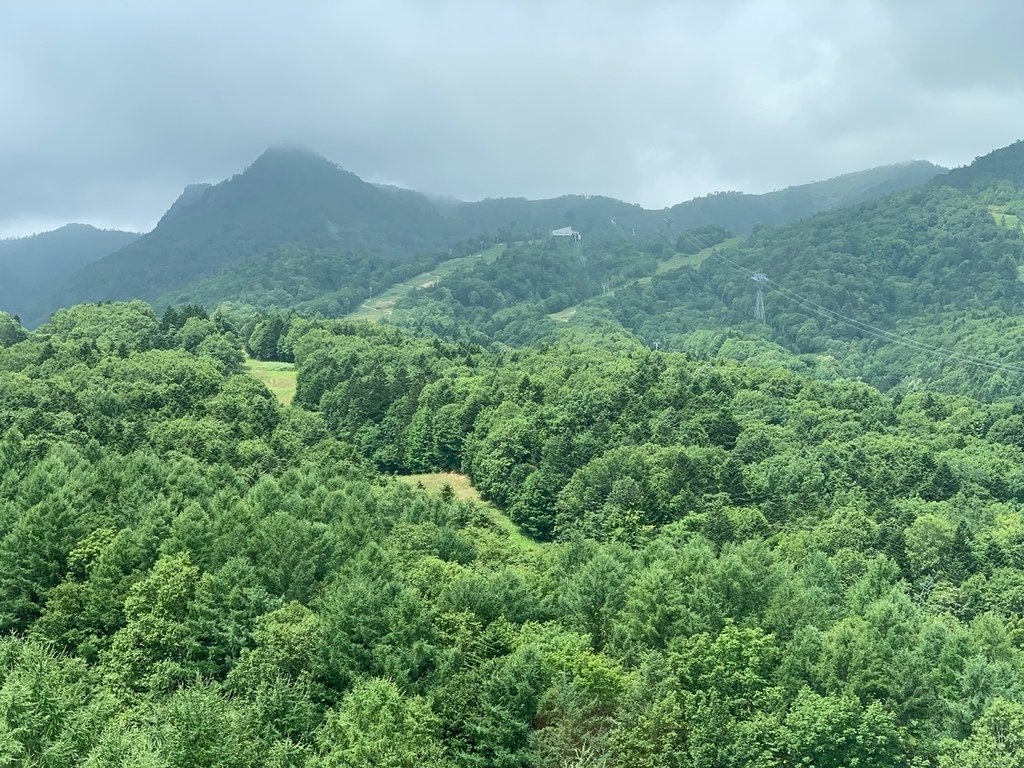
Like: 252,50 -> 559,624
258,142 -> 320,157
235,146 -> 366,194
246,145 -> 343,174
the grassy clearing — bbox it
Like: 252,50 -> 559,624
348,243 -> 507,322
656,235 -> 745,274
397,471 -> 542,553
548,306 -> 578,323
400,471 -> 482,501
989,205 -> 1022,230
243,357 -> 297,406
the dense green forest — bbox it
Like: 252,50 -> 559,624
385,230 -> 705,346
164,233 -> 505,319
1,300 -> 1023,766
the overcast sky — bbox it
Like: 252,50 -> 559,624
2,1 -> 1023,238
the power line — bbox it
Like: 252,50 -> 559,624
643,226 -> 1024,377
670,228 -> 1024,375
752,272 -> 768,323
766,281 -> 1024,377
697,247 -> 1024,378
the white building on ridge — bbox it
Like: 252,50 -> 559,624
551,226 -> 581,242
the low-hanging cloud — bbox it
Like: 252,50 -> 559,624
2,0 -> 1023,237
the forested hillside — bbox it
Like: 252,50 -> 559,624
9,0 -> 1024,762
384,227 -> 732,346
600,155 -> 1024,397
370,142 -> 1024,401
2,140 -> 1022,768
0,224 -> 139,324
939,139 -> 1024,190
3,301 -> 1021,765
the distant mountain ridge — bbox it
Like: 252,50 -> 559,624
664,160 -> 946,232
435,161 -> 946,242
0,224 -> 139,322
366,139 -> 1024,396
7,146 -> 951,322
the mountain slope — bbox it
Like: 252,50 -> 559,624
60,147 -> 461,307
663,160 -> 946,233
329,161 -> 948,334
454,194 -> 654,239
596,142 -> 1024,397
939,139 -> 1024,190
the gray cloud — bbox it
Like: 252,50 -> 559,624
2,0 -> 1023,237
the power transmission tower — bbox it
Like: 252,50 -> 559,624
752,272 -> 768,323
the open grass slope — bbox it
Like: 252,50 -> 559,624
397,471 -> 542,554
547,306 -> 578,322
347,243 -> 507,322
243,357 -> 297,405
989,204 -> 1022,230
655,235 -> 745,274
